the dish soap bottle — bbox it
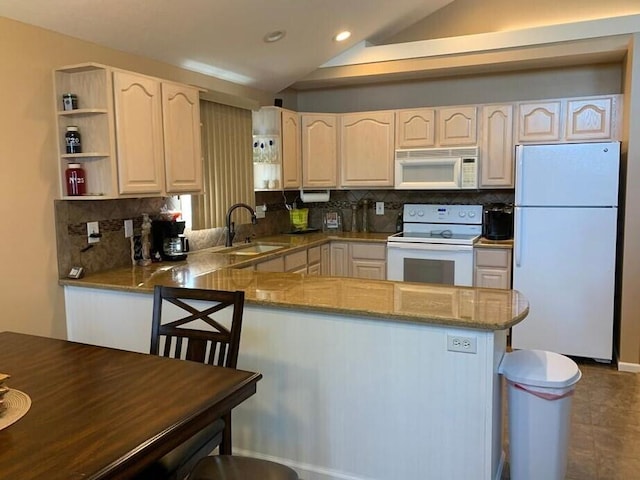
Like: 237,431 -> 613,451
395,212 -> 403,233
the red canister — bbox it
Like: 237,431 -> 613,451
65,163 -> 86,196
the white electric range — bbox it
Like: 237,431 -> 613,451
387,204 -> 483,286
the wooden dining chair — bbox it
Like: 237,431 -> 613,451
135,285 -> 245,480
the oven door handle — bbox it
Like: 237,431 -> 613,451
386,243 -> 473,252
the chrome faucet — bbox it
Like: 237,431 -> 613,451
225,203 -> 258,247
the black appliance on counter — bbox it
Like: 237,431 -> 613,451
152,220 -> 189,261
483,203 -> 514,240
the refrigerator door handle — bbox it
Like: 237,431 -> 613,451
515,207 -> 523,267
515,145 -> 524,206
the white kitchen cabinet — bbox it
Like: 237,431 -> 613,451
480,104 -> 514,188
162,81 -> 203,193
255,256 -> 285,272
350,242 -> 387,280
516,100 -> 562,143
565,96 -> 621,141
474,247 -> 512,289
307,246 -> 321,276
301,113 -> 338,188
517,95 -> 621,144
284,249 -> 307,273
395,108 -> 436,148
437,106 -> 478,146
253,107 -> 301,191
320,244 -> 330,276
340,111 -> 395,188
54,63 -> 203,198
113,70 -> 166,195
330,241 -> 386,280
330,242 -> 349,277
282,110 -> 302,188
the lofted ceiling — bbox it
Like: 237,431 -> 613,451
0,0 -> 452,93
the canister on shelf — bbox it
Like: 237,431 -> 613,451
65,163 -> 86,196
62,93 -> 78,111
65,126 -> 82,154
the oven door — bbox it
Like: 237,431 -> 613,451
386,242 -> 474,286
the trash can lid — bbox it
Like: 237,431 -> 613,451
498,349 -> 582,388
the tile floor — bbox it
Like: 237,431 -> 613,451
501,359 -> 640,479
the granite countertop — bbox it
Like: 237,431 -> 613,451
60,232 -> 528,331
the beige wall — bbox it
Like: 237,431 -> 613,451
0,17 -> 269,339
295,64 -> 622,112
619,35 -> 640,366
383,0 -> 640,43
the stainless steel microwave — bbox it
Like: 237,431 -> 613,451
394,147 -> 479,190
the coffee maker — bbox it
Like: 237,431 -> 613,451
151,220 -> 189,261
483,203 -> 514,240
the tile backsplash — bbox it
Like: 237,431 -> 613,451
54,189 -> 514,277
255,189 -> 515,234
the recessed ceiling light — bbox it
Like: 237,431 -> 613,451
263,30 -> 286,43
334,31 -> 351,42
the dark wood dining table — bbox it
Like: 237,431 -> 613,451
0,331 -> 262,479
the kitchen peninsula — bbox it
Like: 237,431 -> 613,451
61,232 -> 528,480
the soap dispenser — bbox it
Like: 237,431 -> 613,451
395,212 -> 403,233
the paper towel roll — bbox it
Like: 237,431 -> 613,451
300,190 -> 330,203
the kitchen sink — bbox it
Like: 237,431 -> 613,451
220,243 -> 287,256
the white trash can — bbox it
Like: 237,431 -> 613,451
499,349 -> 582,480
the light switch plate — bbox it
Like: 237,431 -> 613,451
376,202 -> 384,215
87,221 -> 100,244
124,219 -> 133,238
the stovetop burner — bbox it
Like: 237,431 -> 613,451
388,204 -> 483,246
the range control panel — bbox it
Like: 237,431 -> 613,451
403,204 -> 483,224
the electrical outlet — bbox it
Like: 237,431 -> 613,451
255,204 -> 267,219
447,335 -> 477,354
87,221 -> 100,244
124,219 -> 133,238
376,202 -> 384,215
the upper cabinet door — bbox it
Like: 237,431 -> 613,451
162,82 -> 203,194
565,97 -> 615,141
480,104 -> 514,188
301,114 -> 338,188
113,71 -> 165,195
516,101 -> 562,143
438,106 -> 477,146
281,109 -> 301,189
395,109 -> 435,148
340,111 -> 395,187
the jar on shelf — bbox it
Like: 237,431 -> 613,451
62,93 -> 78,111
65,126 -> 82,154
65,163 -> 86,196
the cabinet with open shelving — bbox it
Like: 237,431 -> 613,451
54,64 -> 118,199
252,107 -> 301,191
54,63 -> 203,199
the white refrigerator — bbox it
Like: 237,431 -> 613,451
511,142 -> 620,360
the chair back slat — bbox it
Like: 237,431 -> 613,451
150,286 -> 245,369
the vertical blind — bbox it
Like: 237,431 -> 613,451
192,100 -> 254,229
